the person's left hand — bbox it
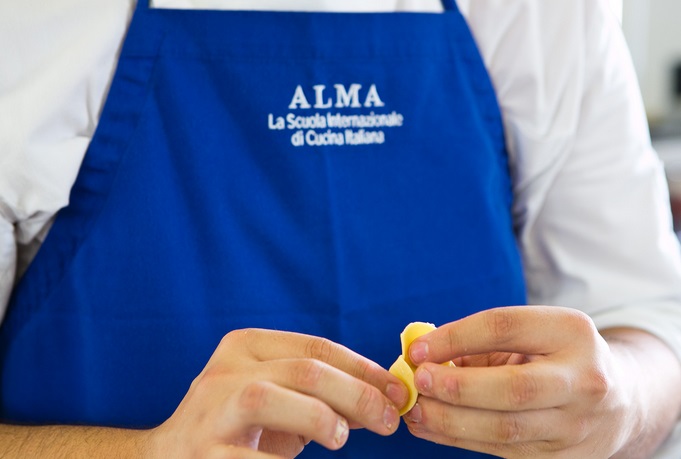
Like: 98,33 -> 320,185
402,306 -> 638,458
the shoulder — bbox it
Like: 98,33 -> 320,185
0,0 -> 135,218
457,0 -> 631,201
457,0 -> 616,113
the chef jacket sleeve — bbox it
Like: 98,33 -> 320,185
466,2 -> 681,454
0,0 -> 134,322
465,0 -> 681,361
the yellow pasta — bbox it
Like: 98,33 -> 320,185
388,322 -> 436,416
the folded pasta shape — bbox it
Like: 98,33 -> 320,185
388,322 -> 436,416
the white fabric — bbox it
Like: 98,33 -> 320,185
1,0 -> 681,456
152,0 -> 443,11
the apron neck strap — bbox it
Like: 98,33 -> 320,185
441,0 -> 458,11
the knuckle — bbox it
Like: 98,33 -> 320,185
218,331 -> 235,349
582,366 -> 611,400
304,337 -> 337,363
293,359 -> 326,390
237,381 -> 270,414
442,373 -> 462,405
444,328 -> 459,359
219,329 -> 245,347
197,366 -> 221,386
309,400 -> 333,433
564,309 -> 599,344
292,436 -> 307,456
436,404 -> 453,434
570,309 -> 596,330
495,413 -> 523,443
354,384 -> 381,419
508,370 -> 539,408
193,365 -> 228,394
218,328 -> 256,353
486,308 -> 516,344
354,358 -> 373,383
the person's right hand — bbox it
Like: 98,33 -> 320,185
147,328 -> 409,459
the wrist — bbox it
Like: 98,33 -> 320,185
602,327 -> 681,458
604,333 -> 646,455
145,422 -> 173,459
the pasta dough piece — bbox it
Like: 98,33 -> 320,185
399,321 -> 437,369
388,322 -> 436,416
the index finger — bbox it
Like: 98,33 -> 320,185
409,306 -> 596,365
224,329 -> 409,408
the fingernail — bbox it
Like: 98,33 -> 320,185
410,341 -> 428,364
334,417 -> 349,446
386,382 -> 408,408
406,402 -> 422,423
383,404 -> 399,430
414,368 -> 432,392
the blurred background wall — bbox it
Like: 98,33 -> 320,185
621,0 -> 681,231
623,0 -> 681,127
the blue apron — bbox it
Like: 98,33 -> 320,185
0,0 -> 526,457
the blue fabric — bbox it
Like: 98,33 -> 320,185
0,2 -> 525,457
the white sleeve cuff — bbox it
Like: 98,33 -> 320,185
591,301 -> 681,364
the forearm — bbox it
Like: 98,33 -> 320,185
0,424 -> 153,458
602,327 -> 681,458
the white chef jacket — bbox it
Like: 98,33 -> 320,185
1,0 -> 681,456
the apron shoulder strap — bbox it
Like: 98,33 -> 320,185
441,0 -> 458,12
136,0 -> 149,11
